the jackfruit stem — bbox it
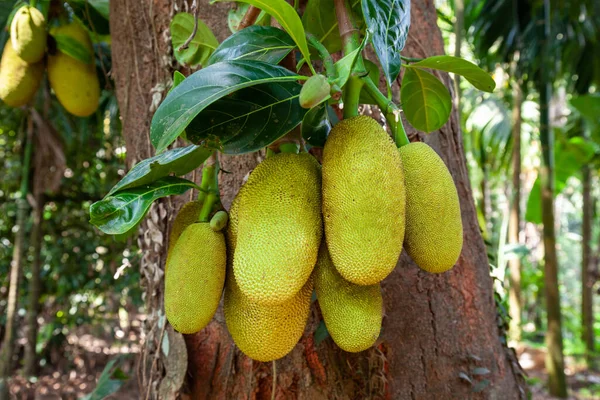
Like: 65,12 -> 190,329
279,143 -> 299,154
198,156 -> 220,222
362,76 -> 410,147
306,33 -> 336,81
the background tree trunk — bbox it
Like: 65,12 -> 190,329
110,1 -> 526,398
581,165 -> 594,363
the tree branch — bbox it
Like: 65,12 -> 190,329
237,5 -> 262,30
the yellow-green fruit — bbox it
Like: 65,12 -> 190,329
224,265 -> 313,362
322,115 -> 405,285
0,42 -> 43,107
48,23 -> 100,117
166,200 -> 203,267
398,142 -> 463,273
10,6 -> 47,63
165,223 -> 226,334
315,244 -> 382,352
234,153 -> 322,305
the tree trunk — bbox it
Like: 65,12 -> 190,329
0,117 -> 33,396
24,192 -> 44,377
581,165 -> 594,363
110,1 -> 526,398
508,78 -> 523,342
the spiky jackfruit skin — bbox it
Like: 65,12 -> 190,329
10,6 -> 47,63
315,244 -> 382,352
398,142 -> 463,273
0,42 -> 43,107
224,271 -> 313,362
48,23 -> 100,117
165,223 -> 226,334
234,153 -> 322,305
165,200 -> 203,268
322,116 -> 405,285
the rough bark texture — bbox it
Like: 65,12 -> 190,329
110,1 -> 526,398
581,165 -> 594,361
508,79 -> 523,342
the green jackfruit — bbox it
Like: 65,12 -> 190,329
48,22 -> 100,117
0,42 -> 43,107
165,223 -> 226,334
322,116 -> 405,285
315,244 -> 382,352
398,142 -> 463,273
166,200 -> 203,267
10,5 -> 47,63
234,152 -> 322,305
299,74 -> 330,109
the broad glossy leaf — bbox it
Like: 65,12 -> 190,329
227,3 -> 270,33
186,81 -> 306,154
411,56 -> 496,92
401,68 -> 451,133
150,60 -> 305,153
67,0 -> 110,35
362,0 -> 410,85
170,13 -> 218,67
570,94 -> 600,124
207,25 -> 295,66
334,33 -> 368,87
91,177 -> 199,235
52,33 -> 93,64
302,0 -> 362,54
301,102 -> 334,147
107,145 -> 212,195
211,0 -> 312,68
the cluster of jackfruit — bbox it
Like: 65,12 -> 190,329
164,115 -> 463,362
0,6 -> 99,117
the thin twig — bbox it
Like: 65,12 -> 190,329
271,360 -> 277,400
238,5 -> 262,30
179,0 -> 199,51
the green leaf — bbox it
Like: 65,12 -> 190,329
362,0 -> 411,86
410,56 -> 496,92
211,0 -> 312,70
150,60 -> 305,153
107,145 -> 212,196
314,320 -> 330,346
185,81 -> 307,154
301,102 -> 335,147
52,33 -> 93,64
90,177 -> 200,235
570,94 -> 600,124
401,68 -> 452,133
207,25 -> 295,66
525,135 -> 597,223
67,0 -> 110,35
81,356 -> 128,400
334,33 -> 369,87
227,3 -> 270,33
359,59 -> 381,104
302,0 -> 362,54
170,12 -> 218,67
171,71 -> 186,92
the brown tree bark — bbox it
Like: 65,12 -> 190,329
581,165 -> 594,362
110,1 -> 526,398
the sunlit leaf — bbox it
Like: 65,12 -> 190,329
401,68 -> 451,133
410,56 -> 496,92
302,0 -> 362,54
170,12 -> 218,67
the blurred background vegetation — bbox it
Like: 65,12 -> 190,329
0,0 -> 599,398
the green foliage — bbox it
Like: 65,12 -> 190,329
81,356 -> 129,400
51,33 -> 93,64
170,13 -> 218,67
302,0 -> 361,54
401,68 -> 452,133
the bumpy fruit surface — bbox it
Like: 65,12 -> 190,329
322,115 -> 405,285
224,271 -> 313,362
234,152 -> 322,305
10,6 -> 47,63
399,142 -> 463,273
165,200 -> 203,267
315,244 -> 382,352
0,42 -> 43,107
48,23 -> 100,117
165,223 -> 226,334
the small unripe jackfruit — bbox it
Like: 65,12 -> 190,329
166,200 -> 203,267
11,6 -> 47,63
0,42 -> 43,107
234,153 -> 322,305
399,142 -> 463,273
315,244 -> 382,352
322,116 -> 405,285
300,74 -> 330,108
165,223 -> 226,334
48,22 -> 100,117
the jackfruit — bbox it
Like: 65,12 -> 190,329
10,6 -> 47,63
234,152 -> 322,305
398,142 -> 463,273
299,74 -> 330,109
322,115 -> 405,285
165,222 -> 226,334
210,210 -> 229,232
0,42 -> 43,107
224,270 -> 313,362
165,200 -> 203,267
48,22 -> 100,117
315,244 -> 382,352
